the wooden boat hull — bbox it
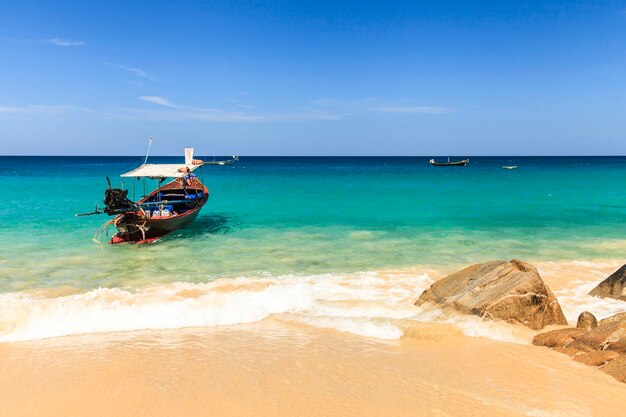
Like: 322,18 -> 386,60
109,180 -> 209,244
110,207 -> 204,244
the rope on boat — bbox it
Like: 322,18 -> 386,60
93,219 -> 116,243
91,219 -> 116,273
130,219 -> 148,241
92,215 -> 149,244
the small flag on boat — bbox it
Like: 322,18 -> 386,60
185,148 -> 194,165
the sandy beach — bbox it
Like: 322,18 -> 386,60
1,261 -> 626,417
2,319 -> 626,417
4,0 -> 626,415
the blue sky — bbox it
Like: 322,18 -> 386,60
1,0 -> 625,155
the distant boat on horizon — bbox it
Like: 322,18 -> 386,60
429,157 -> 469,167
204,156 -> 239,165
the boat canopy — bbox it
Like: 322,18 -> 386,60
120,164 -> 201,178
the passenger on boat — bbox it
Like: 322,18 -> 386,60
177,166 -> 197,186
185,173 -> 197,186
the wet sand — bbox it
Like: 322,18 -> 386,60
1,260 -> 626,416
1,318 -> 626,417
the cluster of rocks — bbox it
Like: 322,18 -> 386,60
533,265 -> 626,382
533,311 -> 626,381
415,259 -> 626,383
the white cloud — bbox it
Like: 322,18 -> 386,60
229,99 -> 254,109
139,96 -> 176,107
118,108 -> 344,122
105,63 -> 156,80
46,38 -> 84,47
373,106 -> 452,114
122,95 -> 450,122
117,96 -> 345,122
0,105 -> 72,114
310,97 -> 453,115
311,97 -> 377,107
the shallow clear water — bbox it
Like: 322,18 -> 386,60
1,156 -> 626,292
1,156 -> 626,342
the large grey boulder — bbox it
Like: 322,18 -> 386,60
589,265 -> 626,300
415,259 -> 568,330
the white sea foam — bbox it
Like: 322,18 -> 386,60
0,272 -> 432,342
1,260 -> 622,343
553,279 -> 626,324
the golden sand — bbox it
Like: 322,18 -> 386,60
1,318 -> 626,417
1,260 -> 626,416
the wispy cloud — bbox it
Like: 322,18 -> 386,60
119,108 -> 344,122
310,97 -> 453,115
373,106 -> 452,114
0,104 -> 73,114
105,63 -> 156,80
229,98 -> 254,109
0,96 -> 451,123
139,96 -> 176,107
45,38 -> 84,47
128,95 -> 450,122
124,96 -> 344,122
310,97 -> 378,108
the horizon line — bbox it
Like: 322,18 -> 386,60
3,154 -> 626,158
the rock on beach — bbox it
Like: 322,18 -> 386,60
534,311 -> 626,383
589,265 -> 626,301
415,259 -> 568,330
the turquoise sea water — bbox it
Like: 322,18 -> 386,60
1,156 -> 626,293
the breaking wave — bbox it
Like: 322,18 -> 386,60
1,260 -> 622,343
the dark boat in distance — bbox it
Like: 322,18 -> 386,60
78,149 -> 209,244
429,157 -> 469,167
204,156 -> 239,165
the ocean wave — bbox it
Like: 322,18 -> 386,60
1,260 -> 622,343
0,272 -> 432,342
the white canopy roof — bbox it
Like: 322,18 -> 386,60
120,164 -> 201,178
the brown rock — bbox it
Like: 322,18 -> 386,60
563,340 -> 595,356
532,328 -> 586,348
574,321 -> 626,351
574,350 -> 620,367
598,312 -> 626,327
554,346 -> 590,357
589,265 -> 626,301
576,311 -> 597,331
600,355 -> 626,382
605,336 -> 626,353
415,259 -> 568,330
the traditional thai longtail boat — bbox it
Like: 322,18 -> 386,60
78,148 -> 209,244
429,157 -> 469,167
